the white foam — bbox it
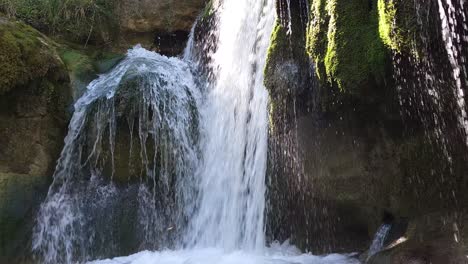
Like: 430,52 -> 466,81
90,248 -> 359,264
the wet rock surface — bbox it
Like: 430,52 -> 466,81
0,17 -> 72,261
265,0 -> 468,260
116,0 -> 206,53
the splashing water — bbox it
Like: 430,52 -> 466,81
184,0 -> 275,251
367,224 -> 391,259
437,0 -> 468,144
89,246 -> 359,264
33,0 -> 360,263
32,47 -> 202,263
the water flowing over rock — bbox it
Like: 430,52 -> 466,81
31,0 -> 360,263
265,0 -> 468,261
183,0 -> 276,251
32,47 -> 202,263
4,0 -> 468,262
367,224 -> 391,259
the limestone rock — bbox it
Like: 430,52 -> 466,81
116,0 -> 207,53
0,17 -> 72,260
118,0 -> 206,33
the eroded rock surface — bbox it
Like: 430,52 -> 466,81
0,17 -> 72,261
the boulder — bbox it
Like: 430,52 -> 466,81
0,17 -> 72,261
116,0 -> 207,53
368,213 -> 468,264
118,0 -> 206,33
265,0 -> 468,256
0,0 -> 208,55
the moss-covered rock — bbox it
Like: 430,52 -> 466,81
0,17 -> 61,95
1,0 -> 207,54
307,0 -> 329,82
306,0 -> 388,93
377,0 -> 420,55
58,45 -> 124,99
0,16 -> 72,261
265,21 -> 308,98
0,0 -> 118,44
265,0 -> 468,256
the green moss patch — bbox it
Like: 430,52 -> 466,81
0,18 -> 61,95
60,45 -> 124,78
307,0 -> 387,93
0,0 -> 118,44
201,0 -> 215,21
377,0 -> 419,55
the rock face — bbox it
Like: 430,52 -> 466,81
0,0 -> 208,55
115,0 -> 207,53
0,17 -> 72,261
368,213 -> 468,264
118,0 -> 206,33
265,0 -> 468,258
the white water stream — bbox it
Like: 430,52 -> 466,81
33,0 -> 359,263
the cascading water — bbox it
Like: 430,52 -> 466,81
183,0 -> 275,251
437,0 -> 468,143
32,48 -> 202,263
32,0 -> 360,263
367,224 -> 391,259
389,0 -> 468,209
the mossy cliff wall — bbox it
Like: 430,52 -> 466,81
0,17 -> 72,261
307,0 -> 387,93
0,0 -> 207,54
265,0 -> 468,259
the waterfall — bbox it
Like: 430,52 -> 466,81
32,0 -> 360,263
367,224 -> 391,259
437,0 -> 468,144
184,0 -> 275,251
32,47 -> 202,263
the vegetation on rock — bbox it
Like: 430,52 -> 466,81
306,0 -> 387,93
0,0 -> 117,44
377,0 -> 420,55
0,17 -> 72,260
59,44 -> 124,99
0,17 -> 64,95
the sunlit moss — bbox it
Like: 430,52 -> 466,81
307,0 -> 387,93
306,0 -> 329,81
264,21 -> 286,90
377,0 -> 419,56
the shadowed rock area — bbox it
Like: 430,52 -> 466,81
0,17 -> 72,261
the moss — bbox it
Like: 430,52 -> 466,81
60,49 -> 95,81
264,19 -> 309,93
57,44 -> 124,99
0,18 -> 61,95
93,52 -> 125,73
0,0 -> 118,44
306,0 -> 329,82
0,30 -> 21,94
201,0 -> 215,21
264,22 -> 287,85
306,0 -> 387,93
377,0 -> 419,55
